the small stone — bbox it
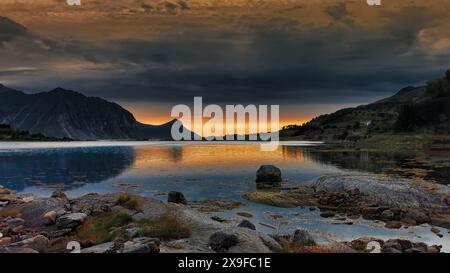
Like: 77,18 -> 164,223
0,201 -> 8,207
43,211 -> 57,225
167,191 -> 187,205
427,245 -> 441,253
380,209 -> 394,221
56,213 -> 87,229
208,232 -> 239,252
211,216 -> 228,223
238,220 -> 256,230
431,227 -> 440,234
320,212 -> 335,218
6,218 -> 25,228
309,207 -> 316,211
385,221 -> 402,229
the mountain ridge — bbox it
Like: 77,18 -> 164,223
281,71 -> 450,141
0,85 -> 192,140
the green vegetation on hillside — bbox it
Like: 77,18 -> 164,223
0,124 -> 70,141
281,70 -> 450,143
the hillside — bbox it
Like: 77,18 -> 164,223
0,85 -> 193,140
281,71 -> 450,141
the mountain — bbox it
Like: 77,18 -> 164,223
281,71 -> 450,141
0,85 -> 194,140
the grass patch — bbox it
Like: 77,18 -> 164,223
138,211 -> 191,241
116,193 -> 142,210
76,212 -> 133,245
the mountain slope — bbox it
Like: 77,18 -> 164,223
281,71 -> 450,141
0,85 -> 192,140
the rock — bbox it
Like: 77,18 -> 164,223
380,209 -> 395,221
238,220 -> 256,230
47,229 -> 72,239
211,216 -> 228,223
256,165 -> 282,186
0,188 -> 11,195
123,237 -> 160,253
431,226 -> 441,234
383,240 -> 401,251
0,246 -> 39,253
320,212 -> 335,218
56,213 -> 87,229
314,174 -> 450,209
125,227 -> 139,238
82,242 -> 115,253
395,239 -> 413,251
82,238 -> 160,253
9,235 -> 49,252
0,201 -> 8,207
6,218 -> 25,228
385,221 -> 402,229
17,198 -> 66,228
43,211 -> 57,225
0,237 -> 12,245
208,231 -> 239,252
167,191 -> 187,205
404,248 -> 424,253
51,190 -> 68,200
427,245 -> 441,253
292,229 -> 316,247
361,207 -> 379,219
382,247 -> 401,253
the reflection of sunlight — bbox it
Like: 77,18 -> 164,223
129,144 -> 314,175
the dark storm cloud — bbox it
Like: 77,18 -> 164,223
2,7 -> 450,106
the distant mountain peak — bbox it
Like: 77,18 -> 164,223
0,16 -> 29,39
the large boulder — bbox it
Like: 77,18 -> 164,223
168,191 -> 187,205
256,165 -> 282,188
8,235 -> 49,252
56,213 -> 87,229
313,174 -> 450,209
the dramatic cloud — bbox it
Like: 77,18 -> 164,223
1,1 -> 450,123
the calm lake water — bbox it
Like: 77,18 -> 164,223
0,141 -> 448,251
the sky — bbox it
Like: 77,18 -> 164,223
1,0 -> 450,130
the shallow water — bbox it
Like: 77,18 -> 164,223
0,141 -> 448,251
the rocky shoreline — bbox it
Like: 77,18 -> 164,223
244,172 -> 450,231
0,178 -> 446,253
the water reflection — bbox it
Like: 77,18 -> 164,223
0,146 -> 134,191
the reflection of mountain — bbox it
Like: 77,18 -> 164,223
301,148 -> 450,184
0,146 -> 134,191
